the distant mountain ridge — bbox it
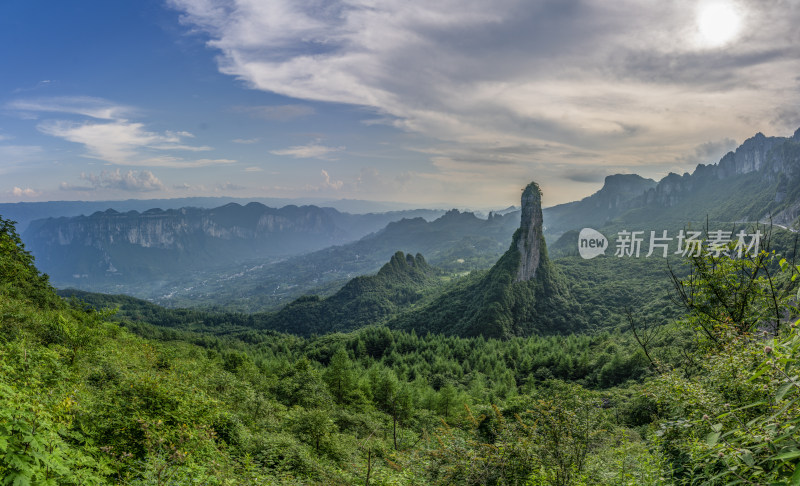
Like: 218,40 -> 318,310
21,202 -> 445,289
631,128 -> 800,224
544,127 -> 800,237
31,203 -> 340,251
149,207 -> 521,312
0,196 -> 444,233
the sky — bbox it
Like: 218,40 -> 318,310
1,0 -> 799,209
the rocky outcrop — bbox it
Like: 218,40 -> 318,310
515,183 -> 544,282
640,129 -> 800,209
261,251 -> 440,336
378,251 -> 430,278
642,172 -> 693,207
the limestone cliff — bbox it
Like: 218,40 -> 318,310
640,129 -> 800,210
515,182 -> 544,282
545,127 -> 800,233
22,203 -> 351,285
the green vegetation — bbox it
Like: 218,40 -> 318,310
642,244 -> 800,484
1,215 -> 659,484
61,252 -> 445,337
8,133 -> 800,484
389,234 -> 581,338
256,252 -> 445,335
63,248 -> 683,340
3,192 -> 800,485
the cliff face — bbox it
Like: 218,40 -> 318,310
27,203 -> 340,250
718,132 -> 781,177
515,183 -> 544,282
546,127 -> 800,234
641,129 -> 800,210
22,203 -> 356,285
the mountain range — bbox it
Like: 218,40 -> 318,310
0,196 -> 447,234
11,126 -> 800,317
63,182 -> 577,340
136,208 -> 519,311
542,127 -> 800,238
22,203 -> 444,291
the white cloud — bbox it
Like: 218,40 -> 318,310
233,137 -> 260,144
189,158 -> 237,166
319,169 -> 343,190
215,181 -> 245,191
0,145 -> 42,160
11,187 -> 39,197
676,138 -> 739,166
169,0 -> 800,204
149,144 -> 212,152
0,145 -> 44,177
244,166 -> 263,171
12,96 -> 235,168
8,96 -> 134,120
11,80 -> 55,94
36,119 -> 231,168
270,140 -> 345,159
60,169 -> 166,192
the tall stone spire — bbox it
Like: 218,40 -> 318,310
515,182 -> 544,282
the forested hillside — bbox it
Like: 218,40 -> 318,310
3,197 -> 800,484
255,252 -> 443,336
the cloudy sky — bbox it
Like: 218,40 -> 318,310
1,0 -> 799,208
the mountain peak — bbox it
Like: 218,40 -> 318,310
598,174 -> 658,202
262,251 -> 439,335
603,173 -> 654,186
377,251 -> 430,278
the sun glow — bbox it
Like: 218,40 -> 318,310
697,1 -> 742,47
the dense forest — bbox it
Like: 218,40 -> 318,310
3,208 -> 800,484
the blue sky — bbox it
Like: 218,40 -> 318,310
1,0 -> 799,208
